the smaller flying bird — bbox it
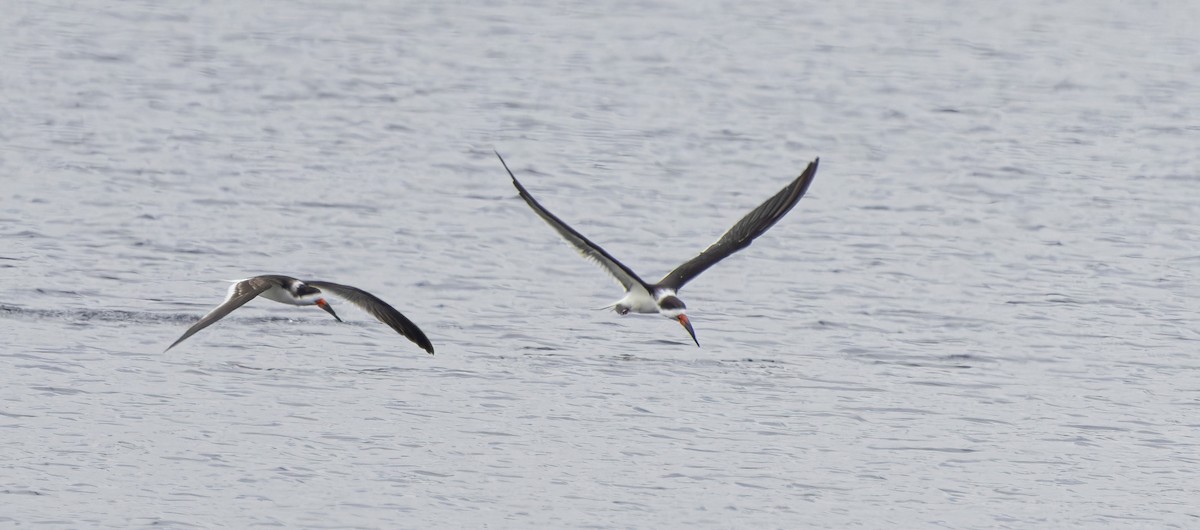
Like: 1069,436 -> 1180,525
165,275 -> 434,354
497,151 -> 819,346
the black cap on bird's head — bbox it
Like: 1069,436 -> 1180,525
288,280 -> 322,297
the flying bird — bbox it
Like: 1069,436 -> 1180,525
497,151 -> 819,346
165,275 -> 434,354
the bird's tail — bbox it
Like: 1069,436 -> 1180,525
594,302 -> 629,314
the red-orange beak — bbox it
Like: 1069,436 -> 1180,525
315,298 -> 342,322
678,314 -> 699,347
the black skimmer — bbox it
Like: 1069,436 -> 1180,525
165,275 -> 434,354
496,151 -> 819,346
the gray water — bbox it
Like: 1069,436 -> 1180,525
2,0 -> 1198,527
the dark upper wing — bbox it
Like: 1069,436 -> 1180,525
657,158 -> 820,291
305,281 -> 435,355
165,277 -> 273,352
496,150 -> 652,294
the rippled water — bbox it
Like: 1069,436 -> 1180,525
2,1 -> 1198,527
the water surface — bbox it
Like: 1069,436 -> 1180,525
2,1 -> 1198,527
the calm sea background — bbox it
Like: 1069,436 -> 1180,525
2,1 -> 1198,527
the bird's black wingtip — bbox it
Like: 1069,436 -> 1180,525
413,333 -> 435,355
496,150 -> 532,198
494,150 -> 514,175
791,156 -> 821,197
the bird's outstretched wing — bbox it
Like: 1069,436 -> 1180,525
497,151 -> 653,295
306,281 -> 435,354
165,277 -> 274,352
658,158 -> 819,291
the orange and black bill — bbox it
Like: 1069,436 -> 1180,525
678,315 -> 699,347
